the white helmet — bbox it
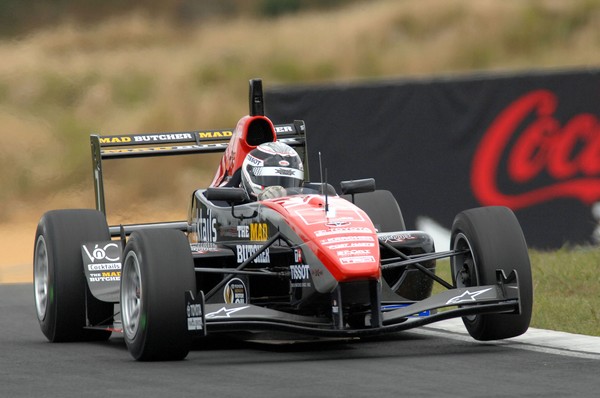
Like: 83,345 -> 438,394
241,142 -> 304,200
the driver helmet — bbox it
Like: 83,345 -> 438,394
241,142 -> 304,200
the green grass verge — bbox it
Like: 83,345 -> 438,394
530,247 -> 600,337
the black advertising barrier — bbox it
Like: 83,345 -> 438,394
266,69 -> 600,249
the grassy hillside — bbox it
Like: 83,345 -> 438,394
1,0 -> 599,222
0,0 -> 362,37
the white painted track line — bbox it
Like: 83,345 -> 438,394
414,318 -> 600,360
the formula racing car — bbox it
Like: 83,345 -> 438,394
33,79 -> 533,361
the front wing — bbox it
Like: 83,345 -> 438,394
184,269 -> 521,338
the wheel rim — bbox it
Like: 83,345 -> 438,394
451,232 -> 479,321
452,233 -> 478,287
34,235 -> 50,321
122,251 -> 143,340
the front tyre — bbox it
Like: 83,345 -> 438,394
450,206 -> 533,340
121,229 -> 196,361
34,209 -> 113,342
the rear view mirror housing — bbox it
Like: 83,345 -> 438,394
340,178 -> 376,195
205,187 -> 248,204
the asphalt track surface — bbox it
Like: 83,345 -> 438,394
2,283 -> 599,398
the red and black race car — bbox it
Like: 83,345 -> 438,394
33,79 -> 533,361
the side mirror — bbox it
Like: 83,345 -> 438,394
205,187 -> 247,204
340,178 -> 376,195
340,178 -> 376,204
205,187 -> 257,220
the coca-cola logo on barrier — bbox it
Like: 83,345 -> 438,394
471,89 -> 600,210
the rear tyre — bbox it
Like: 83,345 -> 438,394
450,206 -> 533,340
33,209 -> 113,342
121,229 -> 196,361
343,190 -> 405,232
347,190 -> 434,300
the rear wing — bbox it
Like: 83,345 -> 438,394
91,122 -> 306,159
90,79 -> 308,216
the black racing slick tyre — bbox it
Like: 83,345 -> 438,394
121,229 -> 196,361
450,206 -> 533,341
33,209 -> 114,342
347,190 -> 435,300
343,190 -> 406,232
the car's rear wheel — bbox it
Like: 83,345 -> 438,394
33,209 -> 114,342
347,190 -> 435,300
121,229 -> 196,361
450,206 -> 533,340
344,190 -> 406,232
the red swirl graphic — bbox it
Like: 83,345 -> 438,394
471,90 -> 600,210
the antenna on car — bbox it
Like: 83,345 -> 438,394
318,152 -> 324,195
318,152 -> 329,213
249,78 -> 264,116
325,168 -> 329,214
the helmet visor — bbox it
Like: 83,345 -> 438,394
251,166 -> 303,189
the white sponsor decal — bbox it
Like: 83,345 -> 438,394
188,318 -> 203,331
314,227 -> 373,237
237,225 -> 249,238
326,221 -> 350,227
236,245 -> 270,263
190,243 -> 220,253
187,303 -> 203,331
83,242 -> 120,263
88,272 -> 121,282
205,306 -> 250,319
290,264 -> 311,288
328,242 -> 375,250
290,264 -> 310,280
446,288 -> 493,305
336,249 -> 372,257
224,278 -> 248,304
197,208 -> 217,242
339,256 -> 376,264
320,236 -> 375,245
88,263 -> 121,271
379,233 -> 417,242
275,125 -> 293,133
82,242 -> 122,280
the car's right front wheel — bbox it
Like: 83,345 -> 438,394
121,228 -> 196,361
